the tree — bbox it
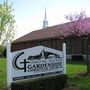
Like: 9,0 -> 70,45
0,0 -> 15,52
65,11 -> 89,36
65,11 -> 90,73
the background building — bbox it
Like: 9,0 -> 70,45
12,18 -> 90,60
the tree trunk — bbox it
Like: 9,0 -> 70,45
86,37 -> 90,73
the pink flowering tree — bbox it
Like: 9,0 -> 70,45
65,11 -> 90,73
65,11 -> 90,36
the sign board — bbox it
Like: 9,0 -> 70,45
6,44 -> 66,89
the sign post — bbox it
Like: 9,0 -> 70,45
63,43 -> 66,74
6,41 -> 12,90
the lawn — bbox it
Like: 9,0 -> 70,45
67,64 -> 87,75
66,64 -> 90,90
0,58 -> 90,90
0,58 -> 6,90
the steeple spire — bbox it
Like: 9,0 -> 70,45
45,8 -> 47,21
43,8 -> 48,28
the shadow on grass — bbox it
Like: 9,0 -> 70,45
66,59 -> 86,65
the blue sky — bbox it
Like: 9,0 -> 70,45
1,0 -> 90,39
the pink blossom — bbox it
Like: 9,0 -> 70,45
57,18 -> 90,37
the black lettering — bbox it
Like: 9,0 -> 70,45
20,59 -> 29,72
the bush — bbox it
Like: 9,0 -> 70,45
11,74 -> 67,90
72,55 -> 83,61
0,47 -> 6,57
2,48 -> 6,57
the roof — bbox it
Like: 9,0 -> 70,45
14,18 -> 90,43
14,25 -> 67,43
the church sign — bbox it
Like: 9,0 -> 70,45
6,43 -> 66,89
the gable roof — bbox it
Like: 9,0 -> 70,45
14,24 -> 67,43
14,18 -> 90,43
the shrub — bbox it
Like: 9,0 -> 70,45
72,55 -> 83,61
2,49 -> 6,57
11,74 -> 67,90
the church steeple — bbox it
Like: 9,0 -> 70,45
43,8 -> 48,28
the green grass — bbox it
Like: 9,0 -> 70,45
67,64 -> 87,75
67,64 -> 90,90
0,58 -> 90,90
67,76 -> 90,90
0,58 -> 6,89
